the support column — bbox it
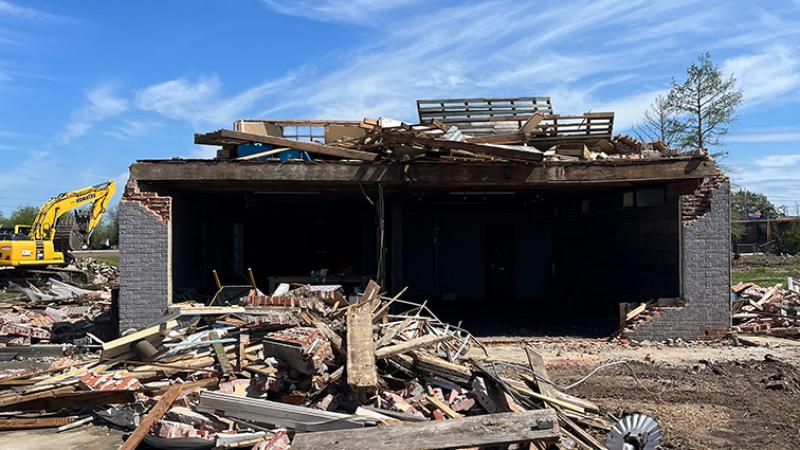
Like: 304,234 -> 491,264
118,180 -> 172,332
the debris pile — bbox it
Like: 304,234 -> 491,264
0,280 -> 618,449
731,278 -> 800,338
71,256 -> 120,287
196,96 -> 689,164
0,278 -> 111,344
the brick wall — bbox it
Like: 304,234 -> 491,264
626,176 -> 731,341
118,181 -> 172,331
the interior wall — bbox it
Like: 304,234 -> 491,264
550,189 -> 680,317
171,191 -> 376,298
400,202 -> 552,303
393,187 -> 680,330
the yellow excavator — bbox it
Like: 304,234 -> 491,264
0,181 -> 116,268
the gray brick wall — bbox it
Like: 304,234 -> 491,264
119,200 -> 172,331
627,179 -> 731,341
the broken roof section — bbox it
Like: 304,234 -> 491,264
194,95 -> 685,164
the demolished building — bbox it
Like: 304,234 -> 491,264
119,96 -> 731,341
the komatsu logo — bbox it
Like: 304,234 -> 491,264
76,193 -> 97,202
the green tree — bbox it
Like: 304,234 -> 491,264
9,205 -> 38,225
90,204 -> 119,248
666,52 -> 743,154
731,189 -> 778,219
633,94 -> 682,147
776,221 -> 800,255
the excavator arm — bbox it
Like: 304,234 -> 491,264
29,181 -> 116,247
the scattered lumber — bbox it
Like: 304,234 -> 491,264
0,279 -> 617,449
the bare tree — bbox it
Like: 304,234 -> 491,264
633,94 -> 681,147
666,52 -> 743,154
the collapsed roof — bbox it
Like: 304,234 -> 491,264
194,96 -> 685,164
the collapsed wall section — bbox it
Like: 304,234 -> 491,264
118,180 -> 172,332
626,174 -> 731,340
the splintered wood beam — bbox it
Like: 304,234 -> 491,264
375,334 -> 452,358
346,301 -> 378,392
381,133 -> 544,162
290,409 -> 560,450
195,129 -> 378,161
119,385 -> 183,450
0,416 -> 78,430
359,280 -> 381,304
520,112 -> 546,135
209,331 -> 234,376
1,389 -> 136,412
525,347 -> 558,399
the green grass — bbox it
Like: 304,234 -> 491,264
85,253 -> 119,268
731,254 -> 800,287
732,267 -> 793,287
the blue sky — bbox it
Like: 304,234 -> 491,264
1,0 -> 799,214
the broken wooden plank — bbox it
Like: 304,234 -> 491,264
209,331 -> 234,376
520,112 -> 546,136
382,132 -> 544,162
313,320 -> 343,356
290,409 -> 560,450
195,129 -> 378,161
375,334 -> 452,358
625,303 -> 647,322
425,394 -> 461,419
0,385 -> 74,408
119,384 -> 182,450
525,347 -> 558,399
145,377 -> 219,396
101,320 -> 178,359
237,333 -> 249,372
0,416 -> 78,430
1,389 -> 136,412
346,300 -> 378,392
359,280 -> 381,304
412,351 -> 472,384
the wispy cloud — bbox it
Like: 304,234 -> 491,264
135,74 -> 296,126
102,119 -> 163,141
0,0 -> 65,21
729,132 -> 800,143
755,154 -> 800,168
722,45 -> 800,106
59,85 -> 129,144
262,0 -> 422,24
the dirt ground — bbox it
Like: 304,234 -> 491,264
479,335 -> 800,449
2,336 -> 798,449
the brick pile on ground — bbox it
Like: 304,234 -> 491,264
0,278 -> 111,345
731,279 -> 800,338
0,280 -> 620,449
73,256 -> 120,287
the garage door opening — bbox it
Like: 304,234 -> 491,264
168,184 -> 682,337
